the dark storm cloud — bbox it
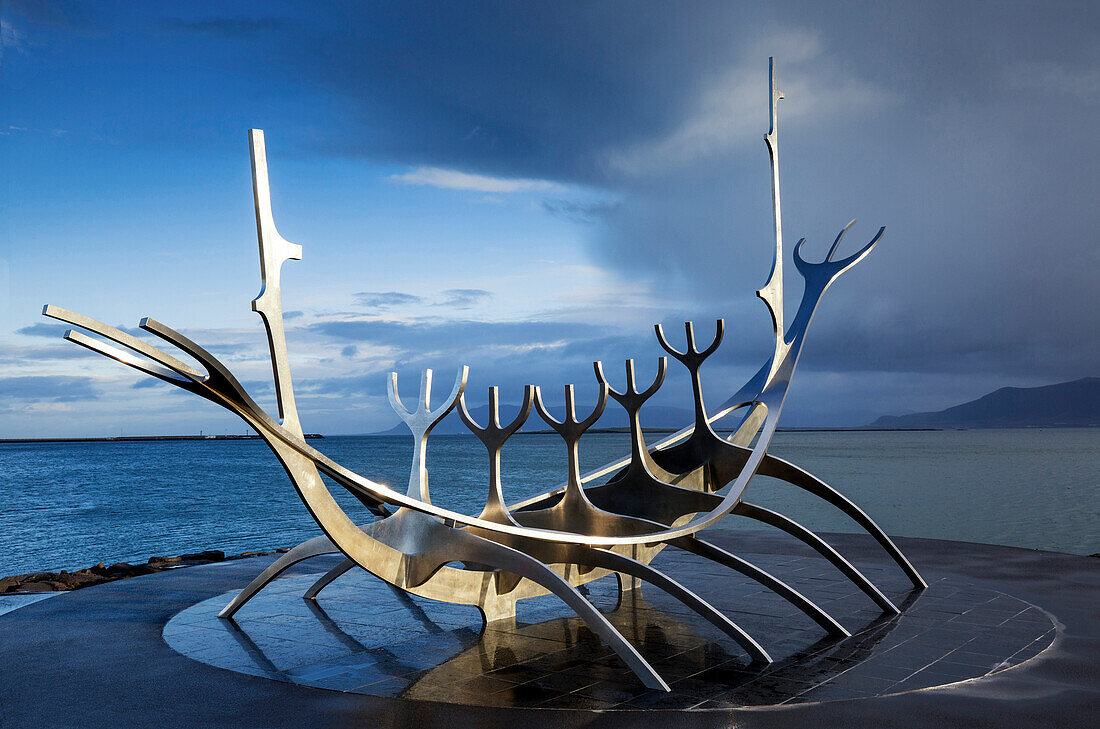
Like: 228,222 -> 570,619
9,0 -> 1095,428
270,0 -> 1098,388
291,1 -> 757,182
21,0 -> 1094,391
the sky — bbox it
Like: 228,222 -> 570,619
1,0 -> 1097,437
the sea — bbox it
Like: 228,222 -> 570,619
1,429 -> 1096,576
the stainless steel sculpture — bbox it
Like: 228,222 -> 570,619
44,59 -> 926,691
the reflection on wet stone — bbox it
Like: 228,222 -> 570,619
163,550 -> 1055,710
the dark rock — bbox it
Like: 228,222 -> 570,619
3,546 -> 277,594
0,576 -> 23,591
105,563 -> 156,577
24,572 -> 58,583
56,572 -> 103,589
17,581 -> 57,593
179,550 -> 225,562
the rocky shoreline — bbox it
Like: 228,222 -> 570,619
0,548 -> 291,594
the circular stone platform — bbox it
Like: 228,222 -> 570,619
1,532 -> 1096,728
164,553 -> 1054,709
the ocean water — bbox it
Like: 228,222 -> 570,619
0,429 -> 1096,576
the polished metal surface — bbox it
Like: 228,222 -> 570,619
44,59 -> 925,691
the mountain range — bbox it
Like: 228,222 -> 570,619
869,377 -> 1099,429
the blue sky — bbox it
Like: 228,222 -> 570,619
2,1 -> 1097,437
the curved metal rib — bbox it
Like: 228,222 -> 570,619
45,305 -> 203,379
580,547 -> 771,662
303,557 -> 356,600
219,535 -> 339,618
755,454 -> 927,589
669,536 -> 850,637
492,561 -> 667,690
733,501 -> 900,615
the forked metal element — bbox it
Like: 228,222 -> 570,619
44,58 -> 926,690
461,384 -> 772,663
457,385 -> 535,523
389,367 -> 468,503
586,358 -> 722,524
652,320 -> 732,478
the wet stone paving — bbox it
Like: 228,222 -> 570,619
163,549 -> 1056,710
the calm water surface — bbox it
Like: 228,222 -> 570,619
1,429 -> 1096,575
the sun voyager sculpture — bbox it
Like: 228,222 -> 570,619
44,60 -> 926,691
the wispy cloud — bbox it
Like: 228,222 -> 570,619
353,289 -> 490,310
1,19 -> 27,51
542,199 -> 620,225
389,167 -> 562,193
435,289 -> 491,309
0,375 -> 99,402
16,323 -> 68,338
354,291 -> 423,309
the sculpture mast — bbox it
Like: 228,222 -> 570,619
757,58 -> 787,378
249,129 -> 305,437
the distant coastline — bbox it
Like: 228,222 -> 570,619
0,434 -> 325,444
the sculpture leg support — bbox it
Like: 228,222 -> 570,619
759,454 -> 928,589
670,536 -> 850,637
734,501 -> 901,615
582,547 -> 772,663
616,572 -> 642,592
219,535 -> 339,619
303,557 -> 356,600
